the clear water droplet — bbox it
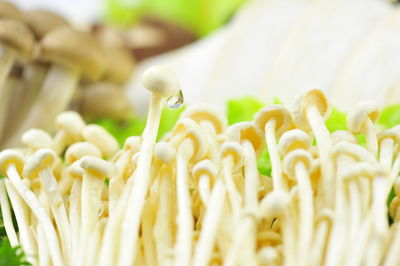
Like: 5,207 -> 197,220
167,90 -> 184,108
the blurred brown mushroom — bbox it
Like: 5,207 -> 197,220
0,1 -> 25,21
24,9 -> 69,40
78,82 -> 133,121
4,26 -> 106,148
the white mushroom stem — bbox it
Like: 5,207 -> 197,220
265,119 -> 286,191
69,179 -> 81,262
4,179 -> 36,265
379,137 -> 394,168
0,48 -> 16,139
383,223 -> 400,266
153,167 -> 174,266
198,174 -> 211,205
306,106 -> 334,204
5,65 -> 79,148
192,180 -> 226,266
243,140 -> 259,212
5,165 -> 63,266
222,156 -> 242,219
173,138 -> 195,266
141,194 -> 157,266
36,223 -> 51,266
116,93 -> 164,266
0,180 -> 18,246
310,219 -> 331,266
364,119 -> 378,156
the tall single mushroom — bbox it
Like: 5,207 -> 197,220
5,26 -> 106,147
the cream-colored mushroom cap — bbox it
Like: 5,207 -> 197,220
330,130 -> 357,144
254,105 -> 294,138
23,148 -> 56,180
0,149 -> 24,176
183,122 -> 208,162
192,159 -> 218,183
55,111 -> 86,141
154,142 -> 175,164
0,1 -> 24,21
278,129 -> 312,156
221,141 -> 242,171
341,162 -> 388,181
282,149 -> 313,179
172,118 -> 197,137
259,191 -> 289,218
79,156 -> 117,179
68,161 -> 83,179
21,128 -> 53,150
292,89 -> 331,131
82,125 -> 119,158
24,10 -> 69,39
333,141 -> 376,164
40,26 -> 106,81
0,19 -> 34,58
65,142 -> 102,164
182,104 -> 227,134
226,122 -> 264,155
346,102 -> 380,134
123,136 -> 141,152
378,128 -> 400,144
142,65 -> 180,98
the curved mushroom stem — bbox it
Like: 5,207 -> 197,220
192,180 -> 226,266
39,168 -> 71,263
306,106 -> 334,204
174,138 -> 195,266
0,180 -> 18,246
198,174 -> 211,205
6,165 -> 63,266
293,162 -> 313,266
0,48 -> 16,139
265,119 -> 286,191
117,94 -> 164,266
222,156 -> 242,219
4,65 -> 79,148
365,119 -> 378,156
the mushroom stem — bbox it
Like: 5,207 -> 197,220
117,94 -> 164,266
383,223 -> 400,266
222,156 -> 241,218
192,180 -> 226,266
265,119 -> 286,191
69,179 -> 81,262
6,165 -> 63,266
365,119 -> 378,156
198,174 -> 211,205
36,223 -> 51,266
379,138 -> 394,168
0,180 -> 18,246
5,65 -> 79,147
174,138 -> 195,266
243,140 -> 259,212
310,219 -> 330,266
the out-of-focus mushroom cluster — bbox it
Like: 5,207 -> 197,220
0,1 -> 136,149
1,66 -> 400,266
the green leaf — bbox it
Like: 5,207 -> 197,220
158,105 -> 186,140
0,239 -> 31,266
227,97 -> 265,125
258,148 -> 272,177
326,107 -> 347,132
378,104 -> 400,129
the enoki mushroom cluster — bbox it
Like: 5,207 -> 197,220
1,66 -> 400,266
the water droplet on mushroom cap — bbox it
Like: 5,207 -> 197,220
167,89 -> 184,108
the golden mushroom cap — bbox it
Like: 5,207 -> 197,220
0,1 -> 24,21
346,102 -> 380,134
254,105 -> 294,138
227,122 -> 265,155
0,19 -> 35,58
25,9 -> 69,40
278,129 -> 312,156
40,26 -> 106,81
182,104 -> 227,134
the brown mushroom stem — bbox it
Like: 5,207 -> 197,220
4,65 -> 79,148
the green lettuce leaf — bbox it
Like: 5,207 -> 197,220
227,97 -> 265,125
378,104 -> 400,129
326,107 -> 347,132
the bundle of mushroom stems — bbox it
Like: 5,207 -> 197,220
2,66 -> 400,266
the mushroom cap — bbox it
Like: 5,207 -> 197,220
226,122 -> 265,155
183,122 -> 208,162
68,161 -> 83,179
65,142 -> 102,164
378,128 -> 400,145
192,159 -> 218,183
142,65 -> 180,98
0,149 -> 24,176
333,141 -> 376,164
24,9 -> 69,40
79,82 -> 132,120
55,111 -> 86,141
154,141 -> 175,164
292,89 -> 331,131
21,128 -> 53,151
79,155 -> 117,178
259,191 -> 289,218
346,102 -> 380,134
254,105 -> 294,138
0,1 -> 24,21
282,149 -> 313,180
102,45 -> 135,84
181,104 -> 227,134
330,130 -> 357,144
40,26 -> 106,81
315,209 -> 334,226
341,162 -> 388,181
278,129 -> 312,156
82,124 -> 119,158
23,148 -> 56,180
123,136 -> 141,152
0,19 -> 34,58
172,118 -> 197,137
221,141 -> 243,170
